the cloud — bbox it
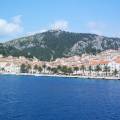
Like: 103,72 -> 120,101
87,21 -> 106,35
0,15 -> 23,36
50,20 -> 69,30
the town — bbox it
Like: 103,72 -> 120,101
0,49 -> 120,79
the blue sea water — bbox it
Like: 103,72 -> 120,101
0,75 -> 120,120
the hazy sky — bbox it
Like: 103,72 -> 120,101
0,0 -> 120,41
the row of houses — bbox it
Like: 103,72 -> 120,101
48,49 -> 120,76
0,49 -> 120,76
0,56 -> 44,73
88,57 -> 120,72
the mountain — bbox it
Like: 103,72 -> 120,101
1,30 -> 120,61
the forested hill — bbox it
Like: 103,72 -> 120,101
0,30 -> 120,61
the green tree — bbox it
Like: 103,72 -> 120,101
113,69 -> 118,77
74,67 -> 79,74
51,67 -> 58,74
88,66 -> 92,76
57,65 -> 62,73
20,64 -> 29,73
27,64 -> 31,73
95,65 -> 102,75
34,65 -> 38,73
103,65 -> 110,76
67,67 -> 73,75
38,66 -> 42,73
47,66 -> 51,74
42,64 -> 46,73
1,67 -> 5,71
60,66 -> 68,74
80,65 -> 85,75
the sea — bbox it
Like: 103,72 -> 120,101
0,75 -> 120,120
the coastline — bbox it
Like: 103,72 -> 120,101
0,72 -> 120,80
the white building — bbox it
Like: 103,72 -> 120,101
5,63 -> 20,73
108,61 -> 120,71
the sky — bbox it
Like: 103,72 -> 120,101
0,0 -> 120,42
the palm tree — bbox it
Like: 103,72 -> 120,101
20,64 -> 28,73
34,65 -> 38,73
113,69 -> 118,77
57,65 -> 62,73
74,67 -> 79,74
88,66 -> 92,76
1,67 -> 5,72
80,65 -> 85,75
67,67 -> 73,75
61,66 -> 68,75
27,64 -> 31,73
42,64 -> 46,73
103,65 -> 110,76
95,65 -> 101,76
38,66 -> 42,73
51,67 -> 58,74
47,66 -> 51,74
